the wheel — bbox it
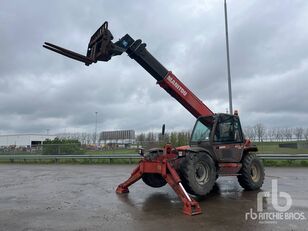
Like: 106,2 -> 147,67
144,148 -> 163,161
142,173 -> 167,188
237,153 -> 264,190
180,152 -> 216,196
142,149 -> 167,188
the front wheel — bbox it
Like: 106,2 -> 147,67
237,153 -> 264,190
180,152 -> 216,196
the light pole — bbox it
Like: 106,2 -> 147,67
224,0 -> 233,115
95,112 -> 98,146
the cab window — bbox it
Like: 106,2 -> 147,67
214,116 -> 242,143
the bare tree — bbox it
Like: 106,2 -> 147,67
91,132 -> 97,145
294,127 -> 304,141
86,133 -> 91,145
80,133 -> 87,145
136,133 -> 146,147
267,128 -> 276,142
304,128 -> 308,141
254,123 -> 265,142
283,128 -> 293,141
243,126 -> 256,141
276,128 -> 284,141
146,132 -> 156,142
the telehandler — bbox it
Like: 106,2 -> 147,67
44,21 -> 264,215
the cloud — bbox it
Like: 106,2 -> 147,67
0,0 -> 307,134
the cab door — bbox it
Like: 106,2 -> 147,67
212,115 -> 244,162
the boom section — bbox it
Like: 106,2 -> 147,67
43,21 -> 214,118
118,34 -> 214,118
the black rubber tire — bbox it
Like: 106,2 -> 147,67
180,152 -> 216,196
141,149 -> 167,188
144,149 -> 163,161
237,153 -> 265,190
142,173 -> 167,188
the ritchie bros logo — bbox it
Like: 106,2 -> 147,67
245,179 -> 306,224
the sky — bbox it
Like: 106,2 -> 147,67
1,0 -> 308,135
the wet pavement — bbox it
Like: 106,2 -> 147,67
0,165 -> 307,231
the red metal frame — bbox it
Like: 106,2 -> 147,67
158,71 -> 214,119
116,145 -> 202,216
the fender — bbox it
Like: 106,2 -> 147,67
241,139 -> 258,161
176,145 -> 216,162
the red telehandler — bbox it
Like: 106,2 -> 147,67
43,21 -> 264,215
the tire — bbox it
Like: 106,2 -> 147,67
142,149 -> 167,188
237,153 -> 264,190
180,152 -> 216,196
142,173 -> 167,188
144,148 -> 163,161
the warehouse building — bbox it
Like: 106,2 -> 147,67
0,134 -> 56,147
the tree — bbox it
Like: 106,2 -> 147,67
136,133 -> 146,147
177,132 -> 187,146
254,123 -> 265,142
43,138 -> 84,155
275,128 -> 284,142
91,132 -> 97,145
170,132 -> 177,146
267,128 -> 276,142
304,128 -> 308,141
283,128 -> 293,141
146,132 -> 156,142
80,133 -> 87,145
294,127 -> 304,141
243,126 -> 256,141
158,132 -> 170,144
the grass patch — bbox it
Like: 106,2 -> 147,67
262,159 -> 308,167
255,141 -> 308,154
86,149 -> 137,155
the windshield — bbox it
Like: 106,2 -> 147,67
191,118 -> 213,142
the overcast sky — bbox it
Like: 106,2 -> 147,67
1,0 -> 308,134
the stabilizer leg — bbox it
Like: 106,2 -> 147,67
165,162 -> 202,216
116,159 -> 202,216
116,164 -> 143,193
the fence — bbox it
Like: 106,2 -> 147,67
1,140 -> 308,157
0,153 -> 308,163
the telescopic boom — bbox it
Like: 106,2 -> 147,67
43,21 -> 214,118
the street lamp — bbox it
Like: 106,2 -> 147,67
95,112 -> 98,146
224,0 -> 233,115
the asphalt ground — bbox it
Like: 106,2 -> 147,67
0,165 -> 307,231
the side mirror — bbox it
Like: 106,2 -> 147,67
162,124 -> 165,136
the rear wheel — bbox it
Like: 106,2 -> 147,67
142,149 -> 167,188
237,153 -> 264,190
180,152 -> 216,196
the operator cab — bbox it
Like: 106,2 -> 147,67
190,113 -> 244,162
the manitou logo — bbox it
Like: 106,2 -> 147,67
245,179 -> 306,224
166,75 -> 188,96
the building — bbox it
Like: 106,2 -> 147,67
99,130 -> 135,148
0,134 -> 56,147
